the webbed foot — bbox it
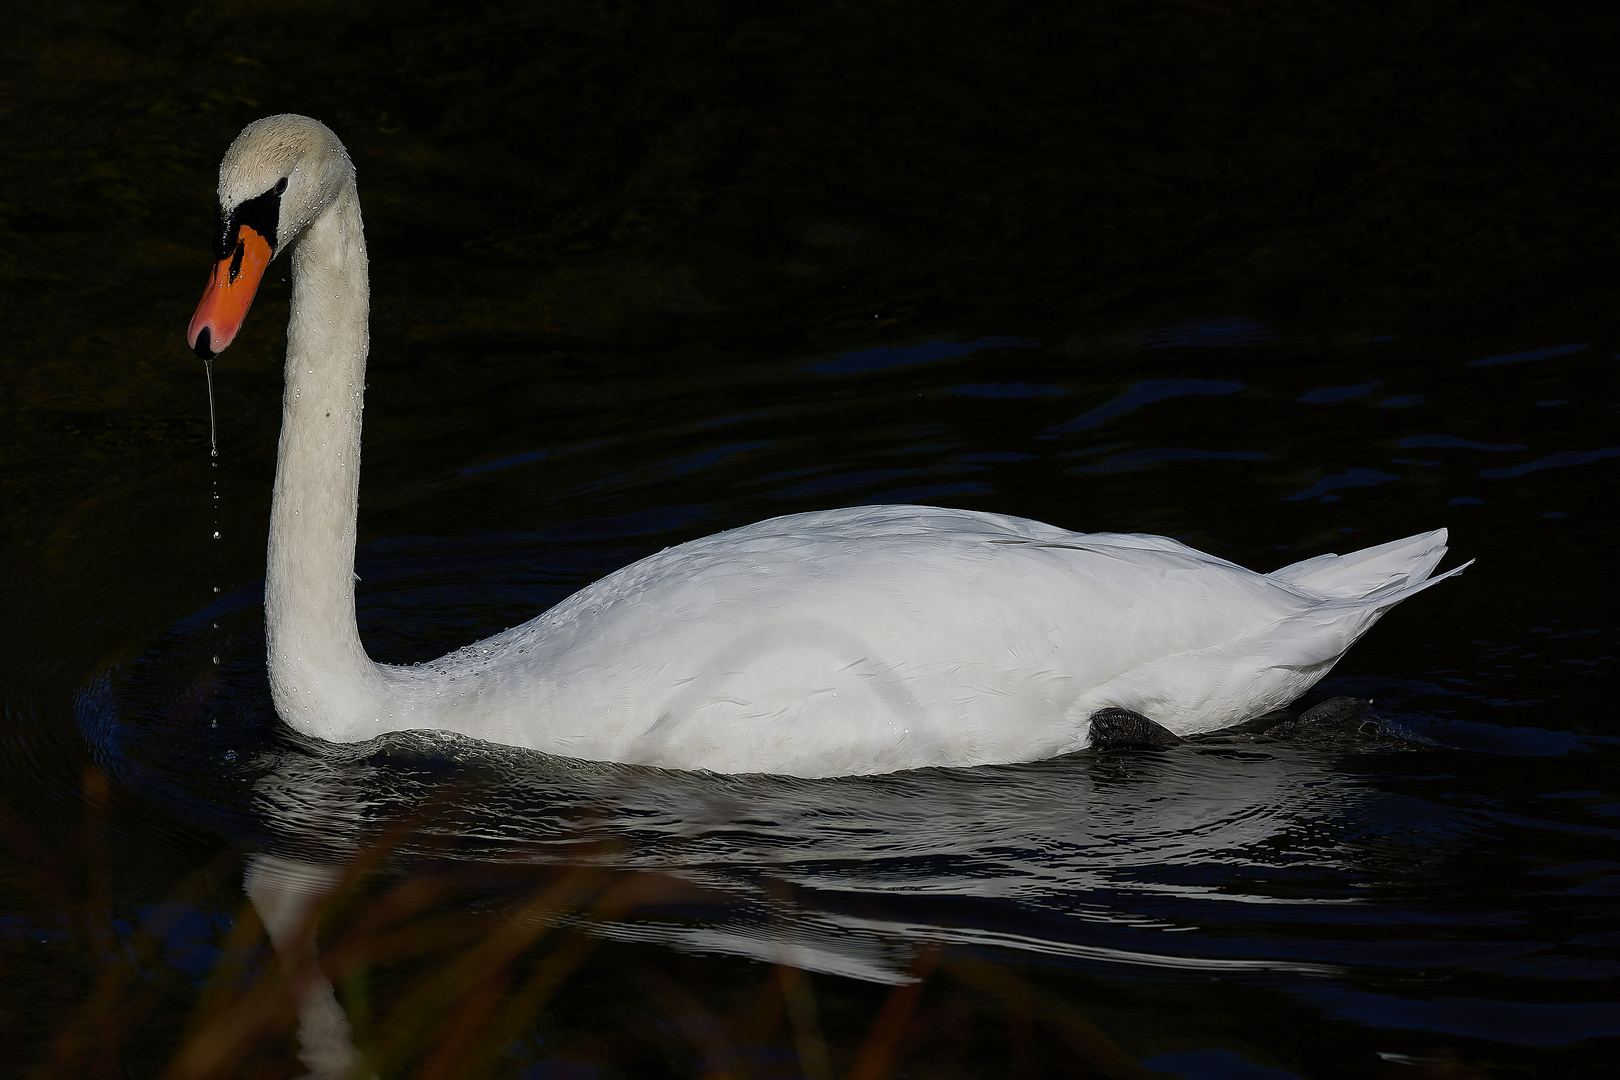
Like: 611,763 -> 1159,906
1298,696 -> 1373,728
1268,696 -> 1375,737
1088,707 -> 1183,751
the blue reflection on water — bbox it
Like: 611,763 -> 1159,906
1398,435 -> 1525,451
1049,379 -> 1244,433
463,448 -> 554,477
1481,447 -> 1620,479
462,441 -> 608,477
1284,468 -> 1400,503
1468,343 -> 1588,367
656,441 -> 773,476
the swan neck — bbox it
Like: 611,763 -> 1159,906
265,180 -> 383,740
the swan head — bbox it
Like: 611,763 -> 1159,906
187,114 -> 355,361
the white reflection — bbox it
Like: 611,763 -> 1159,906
243,855 -> 365,1079
246,733 -> 1366,986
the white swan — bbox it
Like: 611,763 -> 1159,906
186,115 -> 1467,778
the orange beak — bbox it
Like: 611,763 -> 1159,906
187,224 -> 272,359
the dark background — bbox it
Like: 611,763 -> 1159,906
2,2 -> 1617,1077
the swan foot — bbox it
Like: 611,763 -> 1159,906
1192,696 -> 1427,750
1087,708 -> 1183,751
1267,696 -> 1377,738
1299,695 -> 1374,729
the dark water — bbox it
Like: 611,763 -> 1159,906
3,3 -> 1618,1078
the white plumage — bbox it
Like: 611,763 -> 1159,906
189,115 -> 1467,778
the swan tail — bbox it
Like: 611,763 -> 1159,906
1241,535 -> 1472,689
1253,554 -> 1472,668
1268,528 -> 1467,600
1089,531 -> 1471,737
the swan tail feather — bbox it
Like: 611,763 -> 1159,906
1268,528 -> 1463,599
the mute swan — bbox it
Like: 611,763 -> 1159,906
186,115 -> 1468,778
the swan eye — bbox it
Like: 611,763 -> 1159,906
275,176 -> 288,194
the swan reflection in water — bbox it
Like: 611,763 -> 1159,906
239,726 -> 1373,1074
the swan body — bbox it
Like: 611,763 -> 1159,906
188,115 -> 1467,778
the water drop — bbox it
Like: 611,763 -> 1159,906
213,586 -> 221,593
212,531 -> 221,540
203,358 -> 218,456
212,656 -> 220,665
222,750 -> 237,762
